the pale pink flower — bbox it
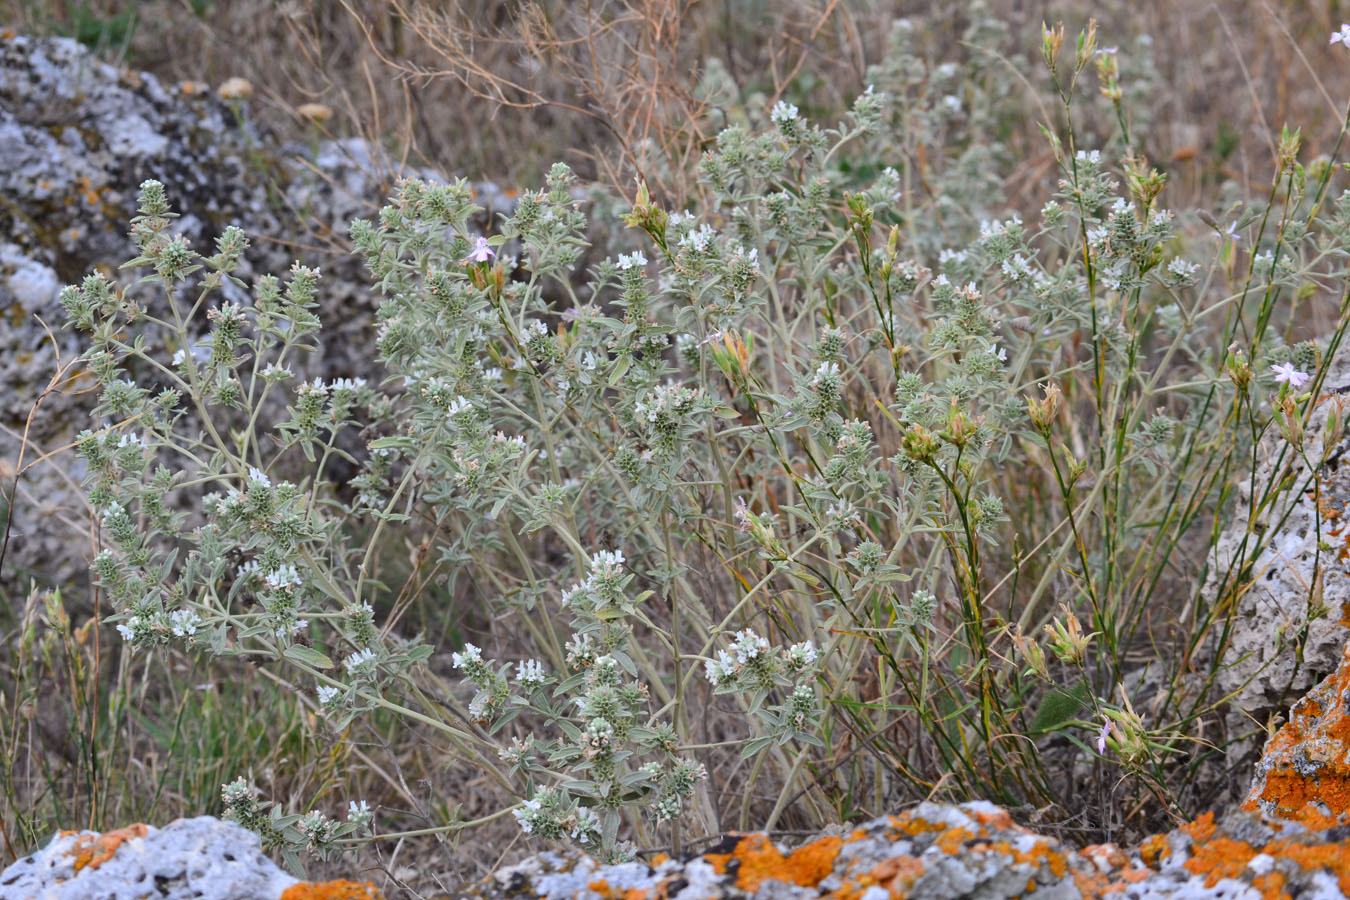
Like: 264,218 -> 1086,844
463,236 -> 496,264
1271,362 -> 1310,389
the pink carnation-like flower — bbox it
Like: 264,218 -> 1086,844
1271,362 -> 1310,389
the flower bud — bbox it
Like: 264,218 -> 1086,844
1043,604 -> 1094,664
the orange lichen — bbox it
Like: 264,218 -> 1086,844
1276,841 -> 1350,894
701,850 -> 733,875
828,853 -> 926,900
66,823 -> 149,872
1138,834 -> 1170,868
1251,871 -> 1290,900
279,880 -> 382,900
971,807 -> 1014,829
715,834 -> 843,892
934,826 -> 973,856
1180,811 -> 1217,843
1184,836 -> 1259,887
1245,643 -> 1350,828
1010,838 -> 1068,879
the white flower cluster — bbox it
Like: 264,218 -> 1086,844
634,382 -> 698,424
771,100 -> 799,126
344,647 -> 377,676
704,629 -> 820,688
678,223 -> 717,253
515,658 -> 548,688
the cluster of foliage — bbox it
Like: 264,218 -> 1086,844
50,15 -> 1350,867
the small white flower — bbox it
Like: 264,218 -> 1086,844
168,608 -> 200,637
347,799 -> 372,826
591,549 -> 625,571
770,100 -> 799,125
265,564 -> 301,591
446,396 -> 472,417
451,643 -> 483,669
247,466 -> 271,488
116,622 -> 135,642
678,223 -> 716,253
317,685 -> 340,705
344,647 -> 377,674
788,640 -> 819,668
732,629 -> 770,664
515,658 -> 548,687
261,363 -> 293,380
1271,362 -> 1310,388
1167,257 -> 1197,279
811,361 -> 841,386
989,344 -> 1008,362
1333,23 -> 1350,46
616,251 -> 648,270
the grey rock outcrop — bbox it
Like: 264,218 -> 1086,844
1196,351 -> 1350,758
16,804 -> 1350,900
0,34 -> 517,594
0,33 -> 272,591
0,818 -> 301,900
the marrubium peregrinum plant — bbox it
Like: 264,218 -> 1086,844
61,20 -> 1350,859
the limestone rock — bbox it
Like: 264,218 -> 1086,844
1198,350 -> 1350,751
0,32 -> 269,591
1246,638 -> 1350,829
452,802 -> 1350,900
0,817 -> 379,900
0,34 -> 515,594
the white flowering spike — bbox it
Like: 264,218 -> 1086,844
515,658 -> 548,687
771,100 -> 799,126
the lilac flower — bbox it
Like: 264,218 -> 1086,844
1333,24 -> 1350,46
1097,718 -> 1111,754
463,236 -> 496,264
1271,362 -> 1310,389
